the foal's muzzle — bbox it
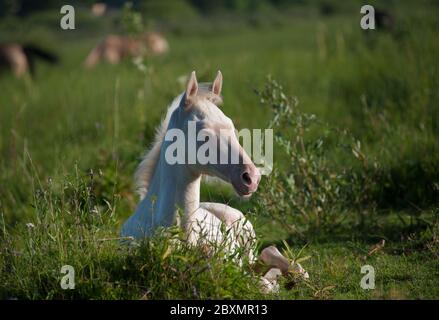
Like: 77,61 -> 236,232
232,164 -> 261,198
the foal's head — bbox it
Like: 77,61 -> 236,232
170,71 -> 260,198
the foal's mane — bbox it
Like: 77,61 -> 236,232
134,83 -> 222,199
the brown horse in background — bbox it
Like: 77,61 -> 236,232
84,32 -> 169,68
0,43 -> 58,77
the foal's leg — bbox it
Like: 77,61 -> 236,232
258,245 -> 309,278
199,203 -> 308,293
254,246 -> 310,294
200,202 -> 257,262
259,246 -> 290,273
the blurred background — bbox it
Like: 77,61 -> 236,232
0,0 -> 438,299
2,0 -> 438,217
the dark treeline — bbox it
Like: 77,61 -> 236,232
0,0 -> 364,17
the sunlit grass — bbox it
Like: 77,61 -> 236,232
0,2 -> 438,299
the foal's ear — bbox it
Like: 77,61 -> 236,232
212,70 -> 223,96
185,71 -> 198,102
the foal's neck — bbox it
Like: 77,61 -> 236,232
147,150 -> 201,229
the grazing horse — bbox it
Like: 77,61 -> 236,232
0,43 -> 58,78
121,71 -> 308,292
84,32 -> 169,68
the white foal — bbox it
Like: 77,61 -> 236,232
121,71 -> 308,291
121,71 -> 259,262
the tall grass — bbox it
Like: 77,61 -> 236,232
0,1 -> 438,299
0,164 -> 263,299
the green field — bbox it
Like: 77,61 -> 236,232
0,1 -> 438,299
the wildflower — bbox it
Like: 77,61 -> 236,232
25,222 -> 35,229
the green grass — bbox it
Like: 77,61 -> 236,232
0,1 -> 438,299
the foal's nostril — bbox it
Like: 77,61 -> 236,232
241,172 -> 252,185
